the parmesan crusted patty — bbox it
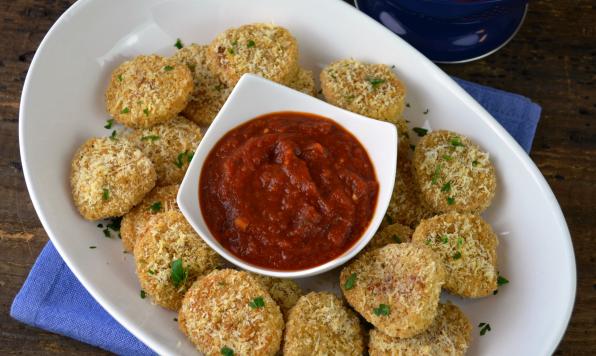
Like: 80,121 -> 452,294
386,158 -> 434,228
207,23 -> 299,87
369,303 -> 472,356
413,130 -> 497,213
127,116 -> 202,186
340,244 -> 445,338
412,212 -> 499,297
172,44 -> 231,126
178,269 -> 284,356
284,292 -> 364,356
105,55 -> 193,128
70,137 -> 156,220
287,68 -> 316,96
249,273 -> 302,319
134,211 -> 221,310
120,184 -> 179,252
365,222 -> 413,252
320,59 -> 406,123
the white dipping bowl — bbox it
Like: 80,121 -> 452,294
177,74 -> 397,278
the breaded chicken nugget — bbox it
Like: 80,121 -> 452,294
412,212 -> 499,297
172,44 -> 231,126
134,211 -> 221,310
320,59 -> 406,122
413,130 -> 497,213
340,244 -> 445,338
207,23 -> 299,87
127,116 -> 202,186
287,68 -> 316,96
284,292 -> 364,356
120,184 -> 178,252
366,222 -> 413,252
369,303 -> 471,356
178,269 -> 284,356
249,273 -> 302,318
386,158 -> 434,228
105,55 -> 193,128
70,137 -> 156,220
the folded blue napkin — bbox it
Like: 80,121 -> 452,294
11,78 -> 541,355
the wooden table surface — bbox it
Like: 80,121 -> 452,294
1,0 -> 594,354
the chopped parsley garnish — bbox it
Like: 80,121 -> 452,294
109,130 -> 118,140
447,197 -> 455,205
163,65 -> 175,71
173,317 -> 178,322
228,48 -> 235,55
493,289 -> 499,295
385,214 -> 394,225
143,108 -> 150,116
174,150 -> 194,168
450,136 -> 464,147
497,275 -> 509,286
117,74 -> 123,82
141,135 -> 160,142
140,290 -> 146,299
102,188 -> 110,201
247,40 -> 256,48
171,258 -> 188,288
149,201 -> 162,213
148,269 -> 156,275
373,304 -> 390,316
101,217 -> 122,238
392,235 -> 401,243
97,224 -> 103,228
442,154 -> 452,161
441,181 -> 451,192
104,119 -> 114,129
441,236 -> 449,244
221,346 -> 234,356
344,273 -> 357,290
423,108 -> 429,114
103,229 -> 111,238
406,102 -> 411,108
431,164 -> 442,184
457,237 -> 464,247
472,160 -> 479,167
89,246 -> 97,249
479,322 -> 491,336
121,107 -> 130,114
366,77 -> 386,88
249,296 -> 265,309
174,38 -> 184,49
453,251 -> 462,260
413,127 -> 428,137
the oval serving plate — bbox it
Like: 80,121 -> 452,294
19,0 -> 575,355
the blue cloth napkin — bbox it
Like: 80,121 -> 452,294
11,78 -> 541,355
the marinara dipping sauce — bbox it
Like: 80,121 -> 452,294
199,112 -> 379,270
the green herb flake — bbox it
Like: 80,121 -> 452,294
442,154 -> 453,161
148,269 -> 156,275
103,228 -> 111,238
447,197 -> 455,205
102,188 -> 110,201
450,136 -> 464,147
228,48 -> 235,55
221,346 -> 234,356
406,102 -> 411,108
140,290 -> 146,299
472,160 -> 479,167
89,246 -> 97,249
344,273 -> 357,290
247,40 -> 256,48
97,224 -> 103,228
423,108 -> 429,115
109,130 -> 118,141
121,107 -> 130,114
173,317 -> 178,322
392,235 -> 401,243
149,201 -> 162,213
431,164 -> 442,185
441,236 -> 449,244
171,258 -> 188,288
453,251 -> 462,260
117,74 -> 123,82
366,77 -> 386,89
104,119 -> 114,129
373,304 -> 390,316
174,151 -> 186,168
385,214 -> 394,225
143,108 -> 150,116
413,127 -> 428,137
164,65 -> 175,71
497,275 -> 509,286
425,238 -> 432,245
493,289 -> 499,295
141,135 -> 160,142
441,181 -> 452,193
479,322 -> 491,336
106,217 -> 122,232
249,296 -> 265,309
174,38 -> 184,49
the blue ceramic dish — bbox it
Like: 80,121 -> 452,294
354,0 -> 528,63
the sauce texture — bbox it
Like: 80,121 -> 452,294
199,112 -> 378,270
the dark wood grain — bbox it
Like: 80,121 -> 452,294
0,0 -> 593,354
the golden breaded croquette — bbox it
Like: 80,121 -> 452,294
284,292 -> 364,356
369,303 -> 472,356
172,44 -> 231,126
386,158 -> 434,228
120,184 -> 178,252
127,116 -> 202,186
412,212 -> 499,297
207,23 -> 299,87
249,273 -> 302,318
365,222 -> 413,252
287,68 -> 316,96
70,137 -> 156,220
134,211 -> 222,310
105,55 -> 193,128
320,59 -> 406,123
178,269 -> 284,356
340,244 -> 445,338
413,130 -> 497,213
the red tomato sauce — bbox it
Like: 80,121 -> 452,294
199,112 -> 378,270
